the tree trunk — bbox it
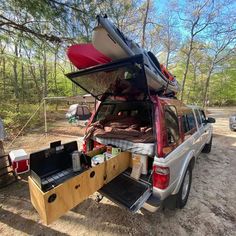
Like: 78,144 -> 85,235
2,57 -> 6,98
180,39 -> 193,101
186,86 -> 192,104
141,0 -> 150,48
43,48 -> 47,98
13,43 -> 19,100
29,63 -> 41,102
186,64 -> 197,104
53,47 -> 59,111
202,64 -> 214,107
21,61 -> 25,102
166,48 -> 170,69
19,45 -> 25,103
0,43 -> 6,99
165,22 -> 171,69
53,47 -> 58,94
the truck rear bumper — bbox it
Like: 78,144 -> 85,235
142,194 -> 161,212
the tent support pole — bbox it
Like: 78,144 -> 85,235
44,99 -> 48,136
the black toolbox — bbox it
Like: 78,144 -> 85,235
30,141 -> 79,192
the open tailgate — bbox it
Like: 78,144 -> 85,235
99,173 -> 152,212
66,54 -> 149,101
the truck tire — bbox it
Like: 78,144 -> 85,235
202,136 -> 212,153
176,166 -> 192,209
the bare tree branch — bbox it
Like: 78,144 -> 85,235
0,14 -> 74,43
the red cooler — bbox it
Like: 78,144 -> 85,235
9,149 -> 29,174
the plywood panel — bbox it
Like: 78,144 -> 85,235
28,177 -> 47,223
106,152 -> 131,183
43,179 -> 75,224
69,163 -> 105,206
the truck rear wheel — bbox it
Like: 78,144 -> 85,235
176,166 -> 192,209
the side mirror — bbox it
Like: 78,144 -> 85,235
206,117 -> 216,123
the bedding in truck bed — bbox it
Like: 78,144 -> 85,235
93,137 -> 155,156
86,115 -> 156,156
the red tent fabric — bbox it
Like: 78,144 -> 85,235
67,43 -> 112,69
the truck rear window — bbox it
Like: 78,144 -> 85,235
95,104 -> 115,121
93,101 -> 153,126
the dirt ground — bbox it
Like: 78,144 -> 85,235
0,107 -> 236,236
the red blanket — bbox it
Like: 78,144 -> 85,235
85,115 -> 155,143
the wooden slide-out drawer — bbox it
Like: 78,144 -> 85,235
28,151 -> 131,225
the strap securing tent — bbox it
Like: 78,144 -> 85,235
7,100 -> 44,149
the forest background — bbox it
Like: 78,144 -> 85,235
0,0 -> 235,134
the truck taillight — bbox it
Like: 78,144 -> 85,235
153,165 -> 170,189
82,141 -> 87,152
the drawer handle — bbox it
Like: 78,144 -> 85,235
90,171 -> 95,178
75,184 -> 80,189
48,193 -> 57,203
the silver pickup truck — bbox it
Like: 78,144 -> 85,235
80,96 -> 215,212
66,57 -> 216,213
147,104 -> 215,211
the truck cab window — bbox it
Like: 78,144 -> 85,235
199,110 -> 207,124
195,110 -> 202,126
182,115 -> 189,133
186,112 -> 196,130
165,106 -> 180,145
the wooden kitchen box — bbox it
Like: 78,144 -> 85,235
28,146 -> 131,225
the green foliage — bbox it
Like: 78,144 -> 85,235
11,0 -> 64,21
0,103 -> 44,135
0,0 -> 235,139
